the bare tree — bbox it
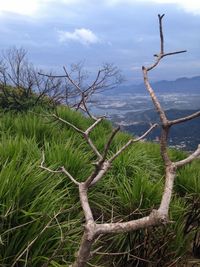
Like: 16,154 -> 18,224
40,14 -> 200,267
39,62 -> 123,119
0,47 -> 64,109
33,70 -> 65,106
0,48 -> 122,111
0,48 -> 36,94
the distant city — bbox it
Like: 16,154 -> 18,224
92,76 -> 200,151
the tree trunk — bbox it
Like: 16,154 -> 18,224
71,229 -> 96,267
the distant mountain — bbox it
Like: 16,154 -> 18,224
116,109 -> 200,151
106,76 -> 200,95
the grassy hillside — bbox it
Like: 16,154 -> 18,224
0,107 -> 199,266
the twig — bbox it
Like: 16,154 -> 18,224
145,14 -> 186,72
102,126 -> 120,161
40,152 -> 80,185
89,123 -> 157,187
40,152 -> 62,174
158,14 -> 165,54
169,110 -> 200,126
109,123 -> 158,163
52,113 -> 102,159
52,114 -> 84,134
85,117 -> 104,135
60,166 -> 80,185
175,144 -> 200,168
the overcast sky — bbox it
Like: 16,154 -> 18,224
0,0 -> 200,83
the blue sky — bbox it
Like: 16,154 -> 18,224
0,0 -> 200,83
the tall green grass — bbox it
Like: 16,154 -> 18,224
0,107 -> 199,266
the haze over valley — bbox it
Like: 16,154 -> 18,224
92,76 -> 200,150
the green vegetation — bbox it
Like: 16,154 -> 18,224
0,85 -> 57,112
0,107 -> 199,266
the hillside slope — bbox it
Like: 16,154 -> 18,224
0,107 -> 199,266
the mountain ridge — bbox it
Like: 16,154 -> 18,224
106,75 -> 200,95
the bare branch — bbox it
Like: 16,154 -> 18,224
52,113 -> 102,159
62,66 -> 98,119
85,117 -> 104,135
159,127 -> 172,166
141,13 -> 199,230
79,183 -> 95,224
146,50 -> 187,72
144,14 -> 186,72
52,114 -> 84,134
0,47 -> 65,109
169,110 -> 200,126
142,67 -> 168,125
133,123 -> 159,142
87,161 -> 111,187
39,62 -> 123,118
85,69 -> 102,92
142,14 -> 188,170
81,101 -> 98,120
87,124 -> 157,187
63,66 -> 82,93
38,72 -> 67,79
40,152 -> 62,174
84,136 -> 102,160
175,145 -> 200,168
95,209 -> 167,235
102,126 -> 120,161
161,50 -> 187,58
76,122 -> 156,190
60,166 -> 80,185
40,152 -> 79,185
109,123 -> 158,163
158,14 -> 165,54
158,164 -> 176,215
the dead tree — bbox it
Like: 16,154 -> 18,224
39,62 -> 123,119
0,47 -> 64,109
0,47 -> 37,96
40,14 -> 200,267
33,71 -> 65,106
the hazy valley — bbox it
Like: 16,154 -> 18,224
92,76 -> 200,150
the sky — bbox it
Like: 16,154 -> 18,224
0,0 -> 200,83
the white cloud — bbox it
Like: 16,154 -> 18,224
1,0 -> 200,16
0,0 -> 84,16
0,0 -> 38,16
105,0 -> 200,14
58,28 -> 100,45
151,0 -> 200,14
43,0 -> 84,4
